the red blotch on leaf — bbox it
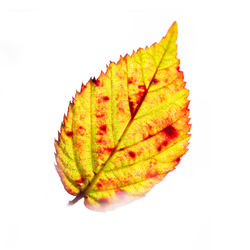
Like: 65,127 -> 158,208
137,92 -> 145,103
129,101 -> 134,114
146,170 -> 159,179
75,177 -> 85,186
77,126 -> 85,136
128,151 -> 136,159
164,125 -> 178,139
92,77 -> 101,86
102,96 -> 110,101
99,125 -> 107,132
105,147 -> 113,153
138,85 -> 146,90
97,138 -> 103,143
96,182 -> 103,188
152,78 -> 159,84
96,113 -> 105,118
128,77 -> 134,84
66,131 -> 73,137
157,140 -> 168,152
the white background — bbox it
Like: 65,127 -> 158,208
0,0 -> 249,249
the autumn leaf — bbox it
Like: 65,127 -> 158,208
54,22 -> 191,211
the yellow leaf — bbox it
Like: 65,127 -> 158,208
55,22 -> 191,211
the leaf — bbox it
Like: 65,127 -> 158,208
54,22 -> 191,211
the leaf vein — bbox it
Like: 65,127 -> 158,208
82,30 -> 177,194
105,135 -> 189,173
89,173 -> 167,194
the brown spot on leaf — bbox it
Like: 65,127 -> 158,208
128,151 -> 136,159
96,113 -> 105,118
105,147 -> 113,153
96,182 -> 103,188
66,131 -> 73,137
176,157 -> 181,163
128,77 -> 134,84
164,125 -> 178,139
148,124 -> 153,131
97,138 -> 103,144
99,125 -> 107,132
102,96 -> 110,101
157,140 -> 168,152
152,78 -> 159,84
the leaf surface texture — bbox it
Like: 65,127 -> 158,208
55,22 -> 191,211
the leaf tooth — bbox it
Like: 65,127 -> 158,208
56,131 -> 61,143
80,83 -> 86,93
131,49 -> 136,57
118,55 -> 123,63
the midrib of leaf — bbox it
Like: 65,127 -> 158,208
69,35 -> 174,204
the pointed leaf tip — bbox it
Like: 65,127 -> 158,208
172,21 -> 178,29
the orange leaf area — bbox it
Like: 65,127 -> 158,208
55,22 -> 191,211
